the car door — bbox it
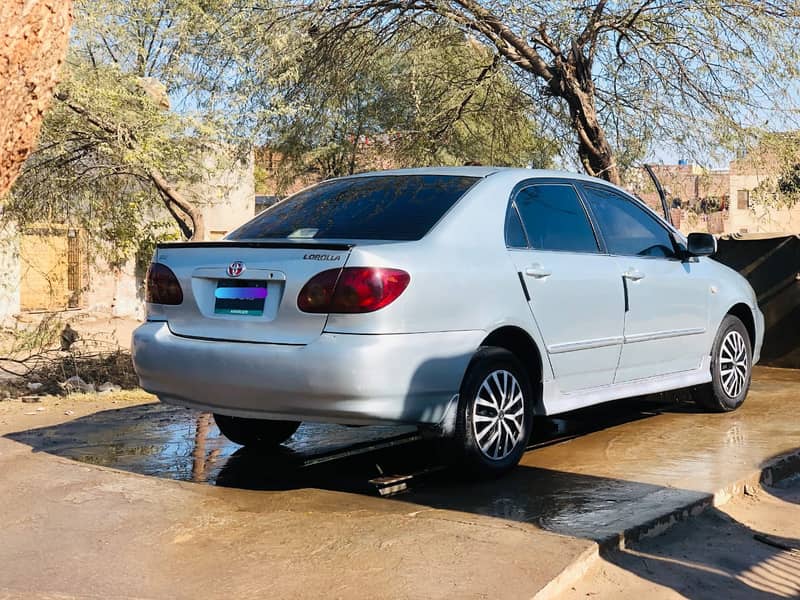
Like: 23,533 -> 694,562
580,184 -> 710,383
506,181 -> 625,392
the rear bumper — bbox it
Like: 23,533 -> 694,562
132,322 -> 484,425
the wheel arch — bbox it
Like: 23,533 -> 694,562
479,326 -> 545,414
725,302 -> 756,349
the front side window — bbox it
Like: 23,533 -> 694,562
583,185 -> 677,258
229,175 -> 478,242
513,184 -> 599,253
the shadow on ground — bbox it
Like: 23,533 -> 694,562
5,392 -> 677,494
592,480 -> 800,599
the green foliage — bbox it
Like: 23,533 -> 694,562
6,0 -> 249,256
135,220 -> 181,277
264,24 -> 557,189
745,132 -> 800,208
389,30 -> 557,169
778,163 -> 800,197
253,163 -> 271,194
7,57 -> 198,263
293,0 -> 800,175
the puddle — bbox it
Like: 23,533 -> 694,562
7,394 -> 670,492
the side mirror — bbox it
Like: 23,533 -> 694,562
687,232 -> 717,257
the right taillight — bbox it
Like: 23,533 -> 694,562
298,267 -> 410,313
145,262 -> 183,305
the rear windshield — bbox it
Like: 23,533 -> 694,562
228,175 -> 479,241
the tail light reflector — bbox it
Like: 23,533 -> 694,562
298,267 -> 410,313
145,262 -> 183,305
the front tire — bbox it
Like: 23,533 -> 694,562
694,315 -> 752,412
452,347 -> 534,477
213,414 -> 300,448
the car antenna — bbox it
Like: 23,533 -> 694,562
643,163 -> 673,225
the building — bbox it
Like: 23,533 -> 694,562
624,162 -> 729,233
0,151 -> 254,321
629,142 -> 800,236
727,141 -> 800,234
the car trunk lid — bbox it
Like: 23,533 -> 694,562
152,241 -> 352,344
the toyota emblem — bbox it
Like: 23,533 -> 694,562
227,261 -> 246,277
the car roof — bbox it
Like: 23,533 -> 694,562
337,166 -> 682,237
337,166 -> 614,186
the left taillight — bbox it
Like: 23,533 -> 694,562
145,262 -> 183,305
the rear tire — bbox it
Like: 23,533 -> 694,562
451,347 -> 534,477
213,414 -> 300,448
694,315 -> 752,412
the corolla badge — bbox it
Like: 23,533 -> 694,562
227,261 -> 246,277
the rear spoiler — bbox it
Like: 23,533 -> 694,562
157,241 -> 355,251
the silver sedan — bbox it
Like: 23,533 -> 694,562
132,167 -> 764,476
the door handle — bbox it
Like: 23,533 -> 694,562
525,264 -> 552,279
622,268 -> 646,281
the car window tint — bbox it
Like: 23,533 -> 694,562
583,185 -> 676,258
514,184 -> 598,253
505,205 -> 528,248
229,175 -> 478,241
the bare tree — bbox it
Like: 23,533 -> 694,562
0,0 -> 73,196
296,1 -> 800,184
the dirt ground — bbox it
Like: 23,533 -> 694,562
0,388 -> 154,432
563,478 -> 800,598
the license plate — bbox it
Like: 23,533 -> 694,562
214,280 -> 267,316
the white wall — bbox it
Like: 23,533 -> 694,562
729,173 -> 800,234
0,220 -> 20,322
83,257 -> 143,319
193,150 -> 255,239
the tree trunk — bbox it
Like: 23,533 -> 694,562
566,91 -> 620,185
0,0 -> 73,197
549,53 -> 620,185
149,168 -> 206,241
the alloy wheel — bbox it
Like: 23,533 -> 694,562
472,369 -> 526,461
719,330 -> 748,398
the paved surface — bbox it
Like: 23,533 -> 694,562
1,367 -> 799,598
564,477 -> 800,599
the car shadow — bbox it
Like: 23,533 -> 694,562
4,391 -> 679,494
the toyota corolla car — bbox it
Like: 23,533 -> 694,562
132,167 -> 764,476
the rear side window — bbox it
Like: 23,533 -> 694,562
228,175 -> 478,241
513,184 -> 599,253
505,205 -> 528,248
582,185 -> 677,258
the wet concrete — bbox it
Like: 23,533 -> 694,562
6,387 -> 665,495
7,367 -> 800,544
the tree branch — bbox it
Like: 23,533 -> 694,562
53,90 -> 205,240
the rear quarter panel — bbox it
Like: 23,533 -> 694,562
324,173 -> 555,379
